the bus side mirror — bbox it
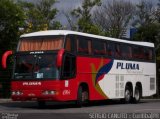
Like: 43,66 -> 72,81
2,50 -> 13,69
56,49 -> 65,68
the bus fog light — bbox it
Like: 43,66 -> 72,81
42,91 -> 49,95
42,90 -> 56,95
50,91 -> 55,95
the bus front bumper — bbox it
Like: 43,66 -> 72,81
11,90 -> 63,101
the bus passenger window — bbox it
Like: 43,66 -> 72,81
115,44 -> 121,58
92,40 -> 105,56
65,35 -> 76,53
128,46 -> 132,59
148,49 -> 153,60
77,36 -> 90,55
65,38 -> 71,52
133,46 -> 139,60
120,45 -> 132,59
106,42 -> 114,57
144,49 -> 153,61
139,47 -> 145,59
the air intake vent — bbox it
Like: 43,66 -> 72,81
150,77 -> 155,90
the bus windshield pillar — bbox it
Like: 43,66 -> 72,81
56,49 -> 65,68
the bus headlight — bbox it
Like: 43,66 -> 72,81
12,91 -> 23,96
42,90 -> 56,95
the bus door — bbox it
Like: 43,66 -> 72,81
61,53 -> 76,79
60,53 -> 76,100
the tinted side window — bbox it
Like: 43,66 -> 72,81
61,53 -> 76,79
133,46 -> 140,59
115,43 -> 122,58
106,42 -> 115,57
92,39 -> 105,55
121,44 -> 132,59
77,36 -> 91,55
133,46 -> 144,60
144,48 -> 154,61
65,37 -> 71,52
139,47 -> 145,59
65,35 -> 76,53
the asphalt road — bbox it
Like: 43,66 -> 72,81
0,99 -> 160,119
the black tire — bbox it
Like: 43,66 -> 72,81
76,86 -> 89,107
124,86 -> 132,103
38,101 -> 46,108
133,86 -> 141,103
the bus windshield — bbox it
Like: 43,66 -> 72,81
14,53 -> 59,80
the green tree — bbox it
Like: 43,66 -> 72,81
133,0 -> 156,27
0,0 -> 25,98
133,0 -> 160,53
72,0 -> 101,34
156,0 -> 160,23
0,0 -> 24,52
18,0 -> 62,33
133,23 -> 160,53
94,0 -> 134,38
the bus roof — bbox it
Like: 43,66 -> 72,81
20,30 -> 154,47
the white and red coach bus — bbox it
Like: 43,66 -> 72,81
2,30 -> 156,107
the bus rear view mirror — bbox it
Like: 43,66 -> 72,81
2,50 -> 13,69
56,49 -> 65,68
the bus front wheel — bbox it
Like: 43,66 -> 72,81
124,86 -> 132,103
76,86 -> 89,107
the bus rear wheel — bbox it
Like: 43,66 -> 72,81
76,86 -> 89,107
133,86 -> 141,103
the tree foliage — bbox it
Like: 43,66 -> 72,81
18,0 -> 62,33
0,0 -> 25,98
0,0 -> 25,52
133,0 -> 157,27
133,0 -> 160,53
133,23 -> 160,53
156,0 -> 160,23
94,0 -> 134,38
133,23 -> 160,42
71,0 -> 101,34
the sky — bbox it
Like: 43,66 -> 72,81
25,0 -> 158,24
54,0 -> 159,36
